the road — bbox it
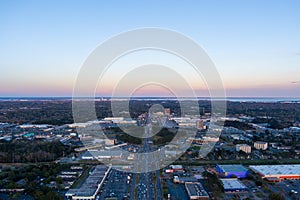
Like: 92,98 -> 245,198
129,112 -> 163,200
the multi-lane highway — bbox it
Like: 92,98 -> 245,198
129,112 -> 163,200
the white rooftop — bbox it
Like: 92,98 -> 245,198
220,179 -> 247,190
249,165 -> 300,176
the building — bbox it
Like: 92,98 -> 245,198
103,117 -> 125,123
165,165 -> 184,173
173,176 -> 198,184
254,141 -> 268,150
185,182 -> 210,200
81,150 -> 122,160
104,139 -> 115,145
65,165 -> 110,200
164,108 -> 171,116
196,120 -> 205,130
216,165 -> 248,178
170,117 -> 198,127
188,136 -> 219,144
236,144 -> 251,154
249,165 -> 300,182
170,165 -> 184,172
220,179 -> 248,193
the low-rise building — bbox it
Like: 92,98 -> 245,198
81,150 -> 122,160
216,165 -> 248,178
185,182 -> 210,200
220,178 -> 248,193
196,120 -> 206,130
249,165 -> 300,181
254,141 -> 268,150
236,144 -> 251,154
170,165 -> 184,172
173,176 -> 198,184
65,165 -> 110,200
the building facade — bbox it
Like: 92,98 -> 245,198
216,165 -> 249,178
254,141 -> 268,150
236,144 -> 251,154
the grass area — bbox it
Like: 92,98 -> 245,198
153,173 -> 157,199
153,128 -> 177,146
134,175 -> 140,200
134,188 -> 137,200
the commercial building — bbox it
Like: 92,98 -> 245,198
81,150 -> 122,160
173,176 -> 198,184
236,144 -> 251,154
65,165 -> 111,200
254,141 -> 268,150
170,165 -> 183,171
249,165 -> 300,181
216,165 -> 248,178
164,108 -> 171,116
188,136 -> 219,144
185,182 -> 210,200
196,120 -> 205,130
165,165 -> 184,173
170,117 -> 198,127
104,139 -> 116,145
220,179 -> 248,193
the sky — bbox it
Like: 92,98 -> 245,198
0,0 -> 300,97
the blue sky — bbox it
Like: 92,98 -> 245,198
0,0 -> 300,97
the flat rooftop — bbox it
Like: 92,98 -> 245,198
66,165 -> 110,198
170,165 -> 183,169
83,150 -> 123,157
254,141 -> 267,144
185,182 -> 209,197
249,165 -> 300,176
174,176 -> 198,183
217,164 -> 248,172
220,179 -> 248,190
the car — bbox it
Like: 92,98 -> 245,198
291,190 -> 298,194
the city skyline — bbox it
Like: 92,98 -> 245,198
1,0 -> 300,97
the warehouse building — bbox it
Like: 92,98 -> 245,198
185,182 -> 210,200
173,176 -> 198,184
81,150 -> 122,160
65,165 -> 111,200
216,165 -> 248,178
249,165 -> 300,182
220,178 -> 248,193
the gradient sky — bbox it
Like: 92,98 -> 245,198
0,0 -> 300,97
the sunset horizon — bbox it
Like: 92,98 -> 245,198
1,1 -> 300,98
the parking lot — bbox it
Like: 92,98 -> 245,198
98,169 -> 131,200
241,178 -> 300,200
165,179 -> 189,200
270,180 -> 300,200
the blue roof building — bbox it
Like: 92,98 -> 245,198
216,165 -> 248,178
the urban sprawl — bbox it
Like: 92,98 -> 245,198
0,98 -> 300,200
